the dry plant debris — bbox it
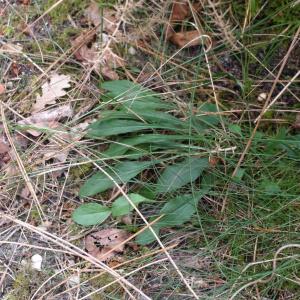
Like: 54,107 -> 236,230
85,1 -> 119,35
71,2 -> 124,79
166,1 -> 203,47
18,104 -> 73,136
0,0 -> 299,299
85,228 -> 130,261
33,73 -> 71,112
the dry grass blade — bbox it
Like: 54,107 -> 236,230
0,102 -> 45,221
0,213 -> 152,300
221,26 -> 300,213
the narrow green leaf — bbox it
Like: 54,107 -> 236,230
88,119 -> 156,137
159,194 -> 198,226
229,124 -> 242,135
72,203 -> 111,226
135,223 -> 161,245
102,80 -> 154,100
136,189 -> 211,245
79,161 -> 152,197
156,157 -> 209,193
105,134 -> 194,157
111,193 -> 151,217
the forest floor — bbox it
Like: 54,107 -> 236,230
0,1 -> 300,299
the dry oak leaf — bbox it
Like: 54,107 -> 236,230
72,32 -> 124,80
18,104 -> 73,136
33,73 -> 71,113
85,228 -> 130,262
71,31 -> 96,61
169,30 -> 201,48
85,1 -> 120,35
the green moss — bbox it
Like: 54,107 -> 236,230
6,268 -> 48,300
43,0 -> 86,25
81,272 -> 122,299
7,272 -> 31,300
70,163 -> 93,180
29,207 -> 41,222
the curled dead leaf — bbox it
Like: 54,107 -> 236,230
43,119 -> 91,163
166,0 -> 191,39
85,1 -> 120,35
85,228 -> 130,262
72,31 -> 124,79
18,104 -> 73,136
169,30 -> 202,48
166,1 -> 203,46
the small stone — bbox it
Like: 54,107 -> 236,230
258,92 -> 267,102
128,46 -> 136,55
6,82 -> 13,89
31,254 -> 43,271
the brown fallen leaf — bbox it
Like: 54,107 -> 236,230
166,1 -> 202,37
72,31 -> 124,80
33,73 -> 71,113
18,104 -> 73,136
85,228 -> 130,262
100,47 -> 125,80
169,30 -> 201,48
11,62 -> 20,77
85,1 -> 119,34
165,1 -> 190,39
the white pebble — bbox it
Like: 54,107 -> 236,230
128,46 -> 136,55
258,92 -> 267,102
31,254 -> 43,271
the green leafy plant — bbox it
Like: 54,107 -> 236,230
136,189 -> 211,245
73,80 -> 221,243
72,193 -> 150,226
72,203 -> 111,226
